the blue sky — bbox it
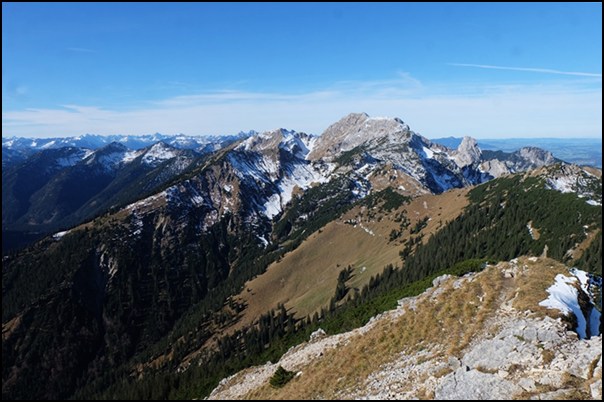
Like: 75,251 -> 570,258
2,2 -> 602,138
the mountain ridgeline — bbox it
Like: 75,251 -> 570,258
2,113 -> 602,400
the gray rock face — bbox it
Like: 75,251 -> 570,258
517,147 -> 556,167
480,158 -> 512,177
308,113 -> 411,161
454,136 -> 482,168
543,163 -> 602,204
309,328 -> 327,342
432,274 -> 454,288
462,317 -> 566,372
436,367 -> 522,400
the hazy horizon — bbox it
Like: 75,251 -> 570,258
2,131 -> 603,141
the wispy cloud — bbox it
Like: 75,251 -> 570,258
66,47 -> 96,53
449,63 -> 602,78
2,75 -> 601,139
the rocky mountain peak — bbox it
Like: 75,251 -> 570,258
308,112 -> 411,161
454,136 -> 482,167
517,146 -> 556,166
83,142 -> 129,169
140,141 -> 180,166
236,128 -> 314,161
95,141 -> 129,154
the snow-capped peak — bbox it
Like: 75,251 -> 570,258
141,142 -> 178,166
236,128 -> 316,160
84,142 -> 130,170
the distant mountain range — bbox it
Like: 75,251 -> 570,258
1,132 -> 253,168
1,136 -> 246,251
4,132 -> 599,171
2,114 -> 562,252
432,136 -> 602,168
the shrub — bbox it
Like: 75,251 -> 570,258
269,365 -> 296,388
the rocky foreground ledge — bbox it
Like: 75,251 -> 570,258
208,257 -> 602,400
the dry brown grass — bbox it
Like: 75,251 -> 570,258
527,220 -> 541,240
511,257 -> 569,318
475,366 -> 499,374
541,349 -> 555,365
582,166 -> 602,178
568,229 -> 601,262
1,315 -> 22,342
228,188 -> 469,334
244,265 -> 506,400
433,366 -> 453,379
416,387 -> 436,400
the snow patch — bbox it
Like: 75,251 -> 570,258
358,223 -> 375,237
52,230 -> 69,240
546,177 -> 575,193
130,213 -> 144,237
257,235 -> 269,247
87,150 -> 128,170
260,161 -> 329,219
422,146 -> 434,159
125,191 -> 167,211
570,268 -> 591,296
263,194 -> 282,219
539,271 -> 600,339
122,150 -> 143,163
142,143 -> 177,165
56,156 -> 81,167
190,195 -> 205,206
539,274 -> 586,338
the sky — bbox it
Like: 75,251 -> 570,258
2,2 -> 602,139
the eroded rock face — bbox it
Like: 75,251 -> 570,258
435,316 -> 601,399
480,159 -> 512,177
308,113 -> 412,161
453,136 -> 482,168
436,367 -> 522,400
517,147 -> 556,167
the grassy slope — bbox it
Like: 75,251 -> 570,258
230,188 -> 469,331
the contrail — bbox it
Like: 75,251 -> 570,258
448,63 -> 601,78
